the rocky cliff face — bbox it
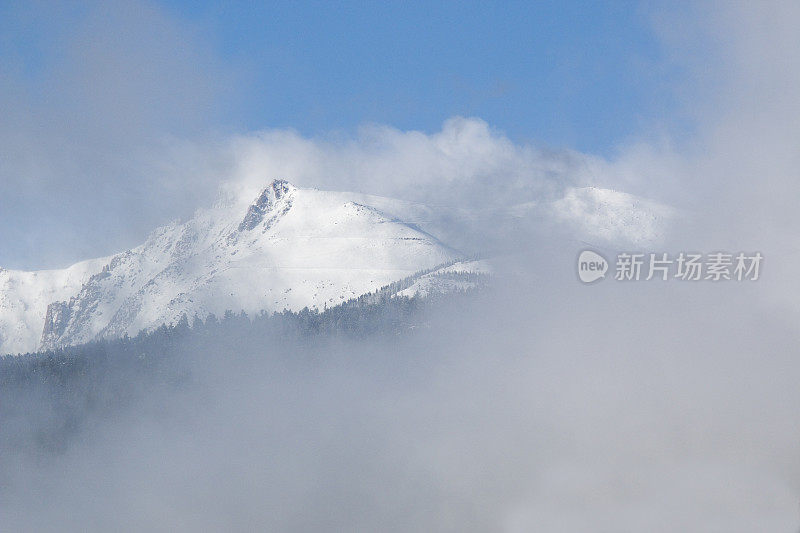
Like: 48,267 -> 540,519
238,179 -> 293,232
0,256 -> 111,355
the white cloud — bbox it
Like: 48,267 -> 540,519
0,0 -> 232,269
222,117 -> 596,209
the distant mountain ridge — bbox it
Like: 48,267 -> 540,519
0,179 -> 672,355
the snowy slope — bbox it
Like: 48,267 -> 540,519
550,186 -> 674,246
335,186 -> 675,253
0,256 -> 111,355
39,180 -> 459,350
0,179 -> 674,356
395,260 -> 492,299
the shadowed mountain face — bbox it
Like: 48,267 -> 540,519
238,179 -> 293,232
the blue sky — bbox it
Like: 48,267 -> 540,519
162,1 -> 683,154
0,0 -> 696,269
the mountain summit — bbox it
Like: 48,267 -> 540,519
0,179 -> 671,355
34,180 -> 459,352
238,179 -> 294,232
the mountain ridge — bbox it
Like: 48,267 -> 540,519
0,179 -> 672,355
34,179 -> 461,353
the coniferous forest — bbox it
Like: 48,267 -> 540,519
0,287 -> 485,465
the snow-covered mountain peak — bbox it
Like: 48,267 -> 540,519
0,178 -> 674,356
239,179 -> 296,232
32,182 -> 459,352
